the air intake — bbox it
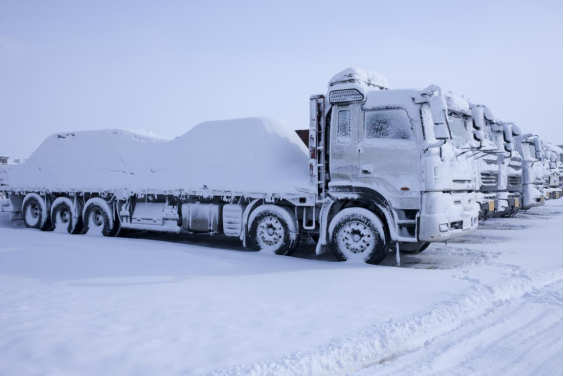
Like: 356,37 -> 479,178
328,89 -> 364,104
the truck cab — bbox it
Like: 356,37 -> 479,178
445,99 -> 499,220
478,111 -> 523,217
515,134 -> 545,209
311,68 -> 479,256
541,142 -> 562,200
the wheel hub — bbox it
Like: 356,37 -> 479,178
339,221 -> 375,254
258,216 -> 284,247
92,209 -> 104,227
30,204 -> 40,219
60,208 -> 70,223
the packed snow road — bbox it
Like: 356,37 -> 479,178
0,200 -> 561,376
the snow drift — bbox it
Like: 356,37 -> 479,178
5,118 -> 311,195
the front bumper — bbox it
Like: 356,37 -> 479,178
494,191 -> 522,217
523,184 -> 544,209
477,192 -> 496,220
419,191 -> 479,242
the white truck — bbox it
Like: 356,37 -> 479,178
0,68 -> 479,264
470,106 -> 523,217
515,134 -> 545,209
541,142 -> 562,200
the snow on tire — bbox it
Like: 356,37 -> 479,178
51,197 -> 83,234
329,208 -> 388,265
249,204 -> 300,255
22,193 -> 52,231
82,198 -> 119,237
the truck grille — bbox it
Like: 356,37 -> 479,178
508,176 -> 521,186
480,173 -> 497,186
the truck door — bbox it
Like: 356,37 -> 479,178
329,104 -> 361,182
358,107 -> 421,195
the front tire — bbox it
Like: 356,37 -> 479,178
329,208 -> 388,265
249,205 -> 300,255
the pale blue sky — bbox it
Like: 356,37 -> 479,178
1,0 -> 562,158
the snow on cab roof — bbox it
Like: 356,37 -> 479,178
444,92 -> 471,116
329,68 -> 390,90
6,117 -> 311,195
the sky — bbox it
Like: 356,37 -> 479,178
0,0 -> 562,158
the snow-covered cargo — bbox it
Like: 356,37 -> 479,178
6,118 -> 310,195
2,68 -> 480,265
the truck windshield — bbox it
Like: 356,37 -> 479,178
527,143 -> 536,159
448,112 -> 468,148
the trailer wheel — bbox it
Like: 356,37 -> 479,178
249,205 -> 300,255
399,241 -> 430,254
22,193 -> 52,231
329,208 -> 388,265
51,197 -> 83,234
83,198 -> 118,237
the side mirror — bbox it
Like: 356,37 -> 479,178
429,96 -> 450,140
483,107 -> 495,121
473,130 -> 484,142
470,106 -> 484,130
512,124 -> 523,136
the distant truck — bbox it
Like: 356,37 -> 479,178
541,142 -> 562,200
515,134 -> 545,209
0,68 -> 479,264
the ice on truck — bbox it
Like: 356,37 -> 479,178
6,117 -> 310,195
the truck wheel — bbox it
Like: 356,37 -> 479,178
249,205 -> 300,255
22,193 -> 52,231
83,198 -> 118,236
329,208 -> 388,265
51,197 -> 83,234
399,241 -> 430,254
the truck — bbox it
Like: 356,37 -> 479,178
0,68 -> 480,264
541,142 -> 562,200
514,134 -> 545,209
442,95 -> 499,221
473,107 -> 524,217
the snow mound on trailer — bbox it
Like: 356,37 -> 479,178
6,118 -> 311,195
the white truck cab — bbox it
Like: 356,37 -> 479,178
515,134 -> 545,209
541,142 -> 562,200
312,69 -> 479,255
477,110 -> 523,217
447,99 -> 499,220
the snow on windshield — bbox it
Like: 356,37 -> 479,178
364,108 -> 413,141
448,112 -> 468,148
527,143 -> 537,159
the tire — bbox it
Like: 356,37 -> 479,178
399,241 -> 430,254
249,205 -> 300,255
51,197 -> 83,234
22,193 -> 52,231
329,208 -> 388,265
83,198 -> 118,237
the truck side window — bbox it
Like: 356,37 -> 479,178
364,108 -> 413,140
337,110 -> 351,142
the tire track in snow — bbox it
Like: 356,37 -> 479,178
205,267 -> 562,376
355,281 -> 563,376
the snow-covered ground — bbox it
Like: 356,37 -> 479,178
0,200 -> 561,376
